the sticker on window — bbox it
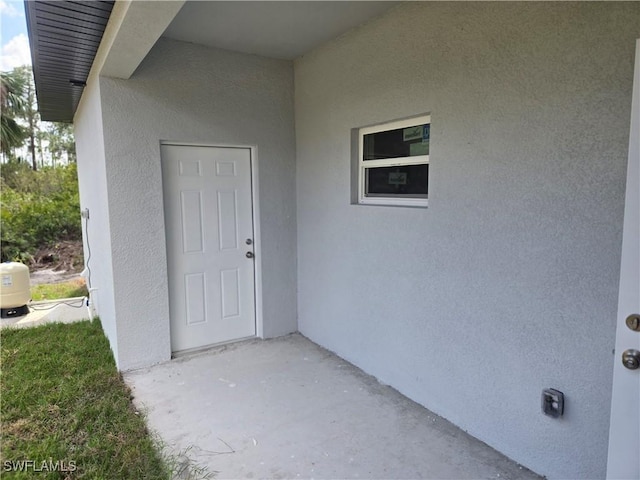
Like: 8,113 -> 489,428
403,126 -> 423,141
388,172 -> 408,185
410,142 -> 429,156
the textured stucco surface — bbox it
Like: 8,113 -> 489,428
74,77 -> 119,360
294,3 -> 639,479
98,38 -> 297,370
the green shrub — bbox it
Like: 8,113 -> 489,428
0,163 -> 81,262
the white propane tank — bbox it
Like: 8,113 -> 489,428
0,262 -> 31,317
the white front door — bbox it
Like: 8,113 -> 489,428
607,39 -> 640,479
161,144 -> 256,352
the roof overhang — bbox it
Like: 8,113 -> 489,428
26,0 -> 186,122
26,1 -> 398,123
25,0 -> 115,122
97,1 -> 186,79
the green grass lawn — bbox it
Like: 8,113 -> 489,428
31,278 -> 89,302
0,320 -> 170,479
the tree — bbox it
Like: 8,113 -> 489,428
0,70 -> 28,156
1,66 -> 74,169
12,66 -> 40,170
41,122 -> 76,165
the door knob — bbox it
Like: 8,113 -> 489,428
622,349 -> 640,370
625,314 -> 640,332
246,252 -> 254,259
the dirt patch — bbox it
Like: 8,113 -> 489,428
29,240 -> 84,285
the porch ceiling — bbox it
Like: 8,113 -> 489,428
162,1 -> 400,60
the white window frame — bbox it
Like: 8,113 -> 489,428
358,115 -> 430,207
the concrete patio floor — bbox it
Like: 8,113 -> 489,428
125,334 -> 542,480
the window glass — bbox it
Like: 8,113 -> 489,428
363,124 -> 430,161
365,164 -> 428,197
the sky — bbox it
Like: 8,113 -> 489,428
1,0 -> 31,71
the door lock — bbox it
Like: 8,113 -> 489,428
625,314 -> 640,332
246,252 -> 254,259
621,349 -> 640,370
246,239 -> 253,245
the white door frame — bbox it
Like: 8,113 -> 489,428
160,141 -> 265,341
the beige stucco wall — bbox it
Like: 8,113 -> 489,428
294,2 -> 640,478
74,75 -> 119,361
93,38 -> 297,370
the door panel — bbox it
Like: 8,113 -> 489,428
161,145 -> 256,352
607,39 -> 640,479
180,191 -> 204,253
217,190 -> 239,250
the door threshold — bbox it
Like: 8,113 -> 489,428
171,335 -> 258,360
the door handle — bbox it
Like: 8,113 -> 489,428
622,349 -> 640,370
246,252 -> 254,259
